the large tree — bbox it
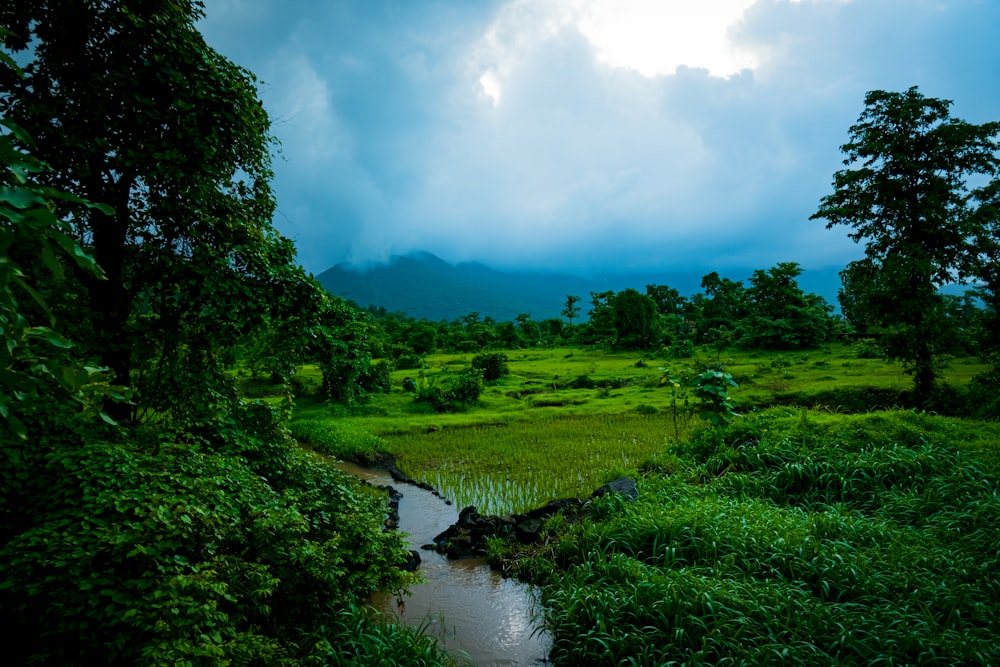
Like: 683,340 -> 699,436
740,262 -> 835,349
0,0 -> 300,422
812,87 -> 1000,400
610,288 -> 661,350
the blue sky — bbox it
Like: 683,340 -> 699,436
199,0 -> 1000,276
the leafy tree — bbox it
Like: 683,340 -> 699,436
561,294 -> 581,325
610,288 -> 661,350
697,272 -> 748,339
540,317 -> 565,344
514,312 -> 540,346
0,110 -> 118,437
645,284 -> 688,316
0,9 -> 430,665
739,262 -> 835,349
578,290 -> 616,345
812,87 -> 1000,399
1,0 -> 297,422
406,321 -> 438,355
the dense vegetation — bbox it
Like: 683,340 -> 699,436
0,4 -> 449,664
2,3 -> 998,666
509,410 -> 1000,665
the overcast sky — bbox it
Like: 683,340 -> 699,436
198,0 -> 1000,277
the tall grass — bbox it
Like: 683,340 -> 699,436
514,410 -> 1000,666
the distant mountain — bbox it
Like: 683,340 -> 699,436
314,251 -> 844,322
315,252 -> 595,321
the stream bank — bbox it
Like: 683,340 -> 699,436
337,461 -> 552,666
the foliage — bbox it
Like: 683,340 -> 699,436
0,1 -> 309,423
0,9 -> 444,665
0,402 -> 417,665
604,288 -> 660,350
314,299 -> 388,404
415,368 -> 485,412
561,294 -> 581,326
853,337 -> 883,359
511,410 -> 1000,666
665,338 -> 695,358
964,367 -> 1000,421
472,351 -> 510,381
738,262 -> 836,349
0,112 -> 120,437
645,283 -> 687,316
690,369 -> 739,424
812,87 -> 1000,401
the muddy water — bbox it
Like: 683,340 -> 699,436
337,461 -> 551,666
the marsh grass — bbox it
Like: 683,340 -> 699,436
513,410 -> 1000,666
282,345 -> 990,513
384,414 -> 674,514
276,346 -> 999,664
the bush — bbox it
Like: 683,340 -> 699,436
964,368 -> 1000,420
568,374 -> 596,389
667,339 -> 695,358
395,354 -> 423,370
358,360 -> 393,394
0,409 -> 416,665
471,352 -> 510,381
853,338 -> 883,359
415,369 -> 485,412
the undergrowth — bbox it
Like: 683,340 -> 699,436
501,409 -> 1000,666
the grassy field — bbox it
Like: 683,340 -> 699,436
507,409 -> 1000,665
282,344 -> 989,513
270,344 -> 1000,665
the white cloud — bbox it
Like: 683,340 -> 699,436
198,0 -> 1000,274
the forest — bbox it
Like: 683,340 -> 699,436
2,3 -> 999,666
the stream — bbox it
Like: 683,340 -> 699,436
336,461 -> 552,666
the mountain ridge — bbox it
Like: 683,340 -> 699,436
314,252 -> 843,322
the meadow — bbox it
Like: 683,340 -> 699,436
276,343 -> 1000,665
287,343 -> 988,514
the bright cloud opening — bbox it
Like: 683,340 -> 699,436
472,0 -> 760,109
577,0 -> 759,77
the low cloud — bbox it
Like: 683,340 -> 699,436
199,0 -> 1000,275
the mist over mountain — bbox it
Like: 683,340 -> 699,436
314,251 -> 844,322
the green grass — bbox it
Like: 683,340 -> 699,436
380,414 -> 676,514
508,410 -> 1000,666
279,344 -> 989,514
267,345 -> 1000,665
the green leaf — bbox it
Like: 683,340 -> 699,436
0,185 -> 47,209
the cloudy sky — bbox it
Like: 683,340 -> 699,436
199,0 -> 1000,277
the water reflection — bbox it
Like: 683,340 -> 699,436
337,462 -> 551,666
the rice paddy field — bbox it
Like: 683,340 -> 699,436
288,344 -> 989,514
280,344 -> 1000,665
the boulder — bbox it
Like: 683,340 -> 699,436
401,549 -> 421,572
590,477 -> 638,502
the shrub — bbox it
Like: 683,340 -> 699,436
0,411 -> 415,665
667,339 -> 695,358
415,369 -> 485,412
471,352 -> 510,381
394,354 -> 423,370
691,370 -> 739,424
568,374 -> 596,389
853,338 -> 883,359
358,360 -> 393,394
